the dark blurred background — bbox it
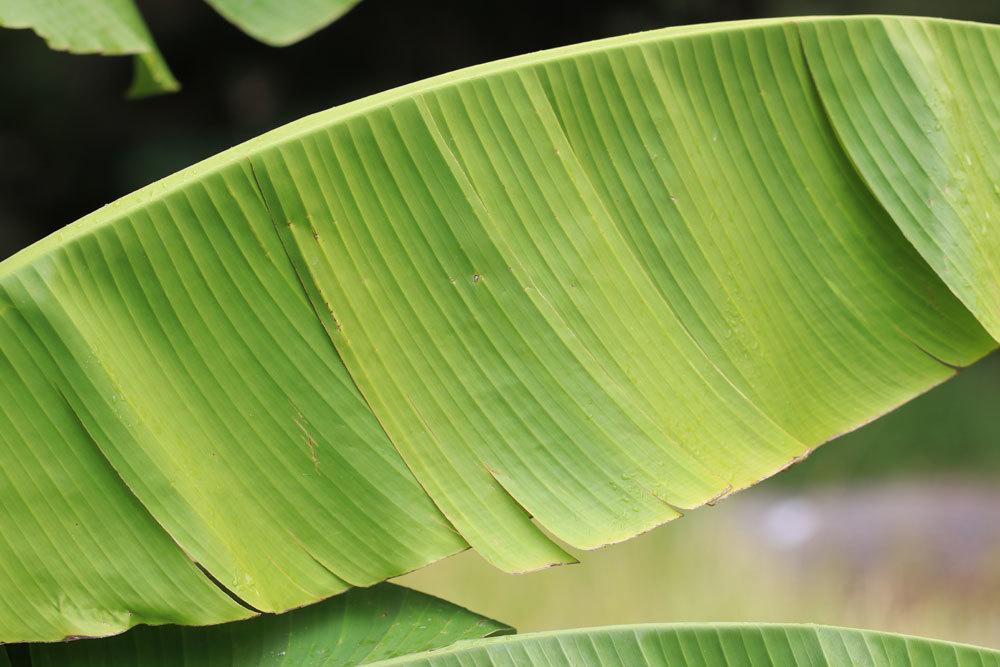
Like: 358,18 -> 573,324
2,0 -> 998,649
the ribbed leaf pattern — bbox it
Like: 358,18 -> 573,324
0,167 -> 467,638
0,16 -> 996,641
372,624 -> 1000,666
801,18 -> 1000,338
0,287 -> 249,640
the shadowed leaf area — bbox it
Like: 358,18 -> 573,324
25,584 -> 510,666
0,0 -> 361,96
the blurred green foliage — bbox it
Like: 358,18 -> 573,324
779,352 -> 1000,485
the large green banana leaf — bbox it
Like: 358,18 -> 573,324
27,583 -> 510,666
24,620 -> 1000,667
0,15 -> 997,642
372,624 -> 1000,666
0,0 -> 362,97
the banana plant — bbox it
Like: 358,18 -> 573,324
16,615 -> 1000,665
0,12 -> 997,664
0,0 -> 363,97
24,583 -> 512,666
374,624 -> 1000,666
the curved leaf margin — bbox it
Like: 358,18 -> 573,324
0,15 -> 996,641
372,623 -> 1000,666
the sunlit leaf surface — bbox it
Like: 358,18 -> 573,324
0,15 -> 996,641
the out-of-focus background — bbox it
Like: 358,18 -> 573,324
2,0 -> 997,651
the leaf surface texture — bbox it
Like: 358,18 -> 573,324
373,623 -> 1000,666
0,15 -> 997,640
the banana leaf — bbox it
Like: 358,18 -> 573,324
371,623 -> 1000,666
27,583 -> 510,666
0,15 -> 997,642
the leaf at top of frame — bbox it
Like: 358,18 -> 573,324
0,14 -> 996,642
